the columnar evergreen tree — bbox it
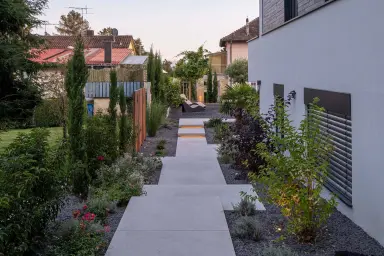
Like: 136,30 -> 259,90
213,71 -> 218,103
119,86 -> 129,154
147,46 -> 155,93
153,52 -> 163,101
207,67 -> 213,103
108,70 -> 119,161
65,37 -> 89,197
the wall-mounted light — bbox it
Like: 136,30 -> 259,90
257,80 -> 261,91
291,90 -> 297,99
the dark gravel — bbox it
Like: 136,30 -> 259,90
140,117 -> 178,157
145,166 -> 162,185
182,103 -> 231,118
219,162 -> 250,184
221,163 -> 384,256
100,206 -> 126,255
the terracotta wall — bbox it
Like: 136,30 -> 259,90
226,42 -> 249,66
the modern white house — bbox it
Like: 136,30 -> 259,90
248,0 -> 384,246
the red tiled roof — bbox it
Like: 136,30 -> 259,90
30,48 -> 133,66
86,49 -> 133,65
220,18 -> 259,47
41,35 -> 133,49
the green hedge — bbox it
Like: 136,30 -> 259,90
34,99 -> 62,127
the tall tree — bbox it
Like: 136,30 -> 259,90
207,67 -> 213,103
56,10 -> 90,35
163,59 -> 173,75
65,37 -> 89,197
153,52 -> 163,100
225,58 -> 248,84
98,27 -> 113,35
119,86 -> 129,154
134,38 -> 147,55
213,71 -> 218,103
0,0 -> 48,127
108,70 -> 119,161
174,45 -> 209,100
147,46 -> 155,92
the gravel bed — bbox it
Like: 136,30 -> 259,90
219,162 -> 249,184
140,117 -> 178,157
182,103 -> 231,119
144,166 -> 162,185
221,165 -> 384,256
100,206 -> 126,255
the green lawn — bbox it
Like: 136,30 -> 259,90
0,127 -> 63,152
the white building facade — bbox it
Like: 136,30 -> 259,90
248,0 -> 384,246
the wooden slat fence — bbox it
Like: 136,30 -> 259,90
88,68 -> 144,82
85,82 -> 142,98
133,88 -> 146,152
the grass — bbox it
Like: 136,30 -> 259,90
0,127 -> 63,152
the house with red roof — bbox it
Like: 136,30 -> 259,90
31,30 -> 136,68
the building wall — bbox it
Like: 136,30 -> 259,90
262,0 -> 328,33
226,42 -> 249,66
249,0 -> 384,246
209,53 -> 227,74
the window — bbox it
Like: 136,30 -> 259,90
304,88 -> 352,207
273,84 -> 285,137
285,0 -> 298,22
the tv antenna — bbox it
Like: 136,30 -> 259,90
41,21 -> 59,34
66,5 -> 94,19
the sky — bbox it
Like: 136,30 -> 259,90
35,0 -> 259,62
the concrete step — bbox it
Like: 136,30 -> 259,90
178,128 -> 205,137
143,185 -> 265,211
106,196 -> 236,256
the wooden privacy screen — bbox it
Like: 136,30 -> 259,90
133,88 -> 146,152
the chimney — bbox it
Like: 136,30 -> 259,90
246,17 -> 250,36
86,30 -> 94,36
104,41 -> 112,64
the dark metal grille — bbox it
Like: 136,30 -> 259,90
308,107 -> 353,206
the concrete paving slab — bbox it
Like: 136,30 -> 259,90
143,185 -> 266,211
106,230 -> 236,256
117,196 -> 228,231
159,168 -> 226,185
178,128 -> 205,136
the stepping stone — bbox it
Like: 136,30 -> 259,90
179,118 -> 209,127
178,128 -> 205,137
106,196 -> 235,256
159,157 -> 225,185
143,185 -> 266,211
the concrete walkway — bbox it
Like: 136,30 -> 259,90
106,118 -> 264,256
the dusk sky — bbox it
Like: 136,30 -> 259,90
35,0 -> 260,61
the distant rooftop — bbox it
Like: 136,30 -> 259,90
121,55 -> 148,65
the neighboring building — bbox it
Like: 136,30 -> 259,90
249,0 -> 384,246
220,17 -> 259,66
31,30 -> 136,68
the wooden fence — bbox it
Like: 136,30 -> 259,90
133,88 -> 146,152
88,68 -> 144,82
85,82 -> 142,98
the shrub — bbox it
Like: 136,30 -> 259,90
234,197 -> 256,216
225,58 -> 248,84
164,78 -> 183,108
259,246 -> 298,256
0,129 -> 65,255
220,83 -> 259,120
34,99 -> 62,127
212,71 -> 218,103
233,216 -> 263,241
250,95 -> 336,242
156,140 -> 166,150
87,194 -> 117,223
147,101 -> 167,137
119,86 -> 132,154
107,70 -> 119,161
213,122 -> 229,142
206,117 -> 222,128
85,113 -> 112,180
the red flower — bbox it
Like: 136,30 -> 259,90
97,155 -> 105,161
72,210 -> 81,219
83,205 -> 88,210
104,225 -> 111,232
79,222 -> 86,230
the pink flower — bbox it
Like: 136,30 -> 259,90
83,205 -> 88,210
72,210 -> 81,219
104,225 -> 111,232
97,155 -> 105,161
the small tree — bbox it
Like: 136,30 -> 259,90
108,70 -> 119,161
206,67 -> 213,103
98,27 -> 113,35
119,86 -> 129,154
213,71 -> 218,103
250,95 -> 336,242
65,37 -> 89,197
147,46 -> 155,92
225,59 -> 248,84
56,10 -> 90,36
153,52 -> 163,101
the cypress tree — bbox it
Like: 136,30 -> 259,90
119,86 -> 129,154
213,71 -> 218,103
65,37 -> 89,197
147,46 -> 155,94
153,52 -> 163,100
207,67 -> 213,103
108,70 -> 119,161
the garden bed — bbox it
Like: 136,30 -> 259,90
140,116 -> 179,157
220,163 -> 384,256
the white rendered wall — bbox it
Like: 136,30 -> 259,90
248,0 -> 384,246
